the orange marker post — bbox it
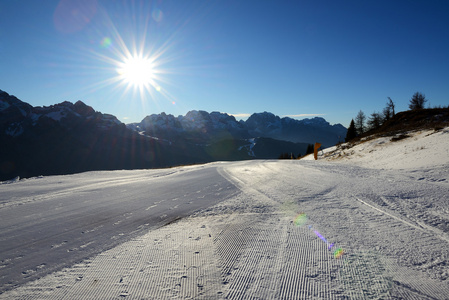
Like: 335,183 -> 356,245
314,143 -> 321,160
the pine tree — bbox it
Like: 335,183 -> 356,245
355,110 -> 366,135
367,112 -> 382,130
345,119 -> 357,142
306,144 -> 314,155
409,92 -> 427,110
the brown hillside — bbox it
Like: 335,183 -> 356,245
361,108 -> 449,140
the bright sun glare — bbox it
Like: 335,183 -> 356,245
117,55 -> 155,87
79,4 -> 179,108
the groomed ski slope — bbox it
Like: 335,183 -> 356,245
1,127 -> 449,299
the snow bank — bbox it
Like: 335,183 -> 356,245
304,127 -> 449,170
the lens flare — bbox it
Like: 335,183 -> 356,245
334,248 -> 344,259
100,37 -> 112,48
294,213 -> 307,226
304,220 -> 344,259
152,9 -> 163,22
54,0 -> 98,34
313,230 -> 328,243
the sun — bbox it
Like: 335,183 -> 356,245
116,55 -> 155,88
77,6 -> 181,107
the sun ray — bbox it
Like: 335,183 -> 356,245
47,2 -> 202,116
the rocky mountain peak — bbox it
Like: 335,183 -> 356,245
183,110 -> 212,127
0,90 -> 33,116
74,100 -> 95,116
298,116 -> 329,127
246,112 -> 280,126
0,91 -> 123,138
131,110 -> 346,147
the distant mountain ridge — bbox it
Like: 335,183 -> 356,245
128,110 -> 249,143
129,111 -> 346,147
1,96 -> 122,138
1,90 -> 197,180
245,112 -> 346,146
0,89 -> 345,180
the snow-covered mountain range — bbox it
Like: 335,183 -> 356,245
2,99 -> 123,137
128,110 -> 346,147
1,90 -> 182,180
0,89 -> 344,180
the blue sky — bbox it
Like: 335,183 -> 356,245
1,0 -> 448,127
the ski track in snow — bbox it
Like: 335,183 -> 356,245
1,129 -> 449,299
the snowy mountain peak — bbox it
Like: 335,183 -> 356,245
131,110 -> 346,147
0,90 -> 33,116
181,110 -> 213,130
299,117 -> 329,127
74,100 -> 96,116
137,110 -> 247,140
246,112 -> 280,127
33,100 -> 96,121
141,113 -> 179,131
0,91 -> 123,139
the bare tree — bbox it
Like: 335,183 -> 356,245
383,97 -> 395,122
383,107 -> 391,122
387,97 -> 395,116
409,92 -> 427,110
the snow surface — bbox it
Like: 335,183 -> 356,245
44,110 -> 66,121
1,127 -> 449,299
304,127 -> 449,170
238,138 -> 256,157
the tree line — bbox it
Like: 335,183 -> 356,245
345,91 -> 430,142
278,143 -> 315,159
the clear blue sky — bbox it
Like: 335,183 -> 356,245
1,0 -> 448,127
